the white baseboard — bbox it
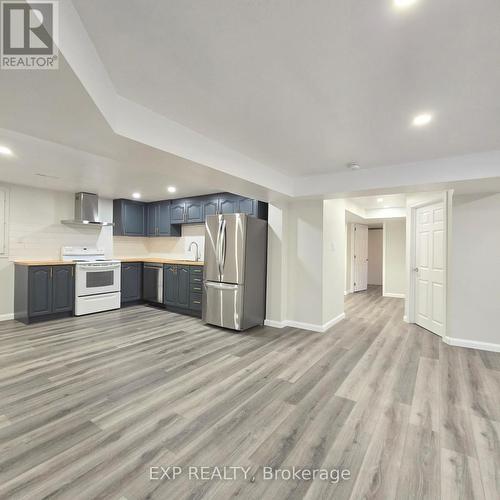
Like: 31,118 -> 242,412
264,313 -> 346,333
0,313 -> 14,322
321,313 -> 346,332
383,293 -> 406,299
443,336 -> 500,353
264,319 -> 286,329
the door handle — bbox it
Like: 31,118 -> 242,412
413,267 -> 419,272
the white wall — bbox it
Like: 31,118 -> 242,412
383,220 -> 406,297
286,200 -> 324,326
266,202 -> 288,324
0,187 -> 7,256
322,199 -> 346,325
448,193 -> 500,349
265,199 -> 346,331
368,228 -> 383,285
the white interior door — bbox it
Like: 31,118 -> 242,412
353,224 -> 368,292
415,202 -> 445,336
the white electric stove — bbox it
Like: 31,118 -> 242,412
61,246 -> 121,316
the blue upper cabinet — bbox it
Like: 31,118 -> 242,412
185,198 -> 204,223
219,193 -> 239,214
159,200 -> 180,236
114,192 -> 267,236
218,193 -> 268,219
146,203 -> 158,237
113,199 -> 146,236
170,200 -> 186,224
146,201 -> 181,237
203,196 -> 219,218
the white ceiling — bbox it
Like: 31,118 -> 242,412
348,194 -> 406,209
0,57 -> 279,201
73,0 -> 500,177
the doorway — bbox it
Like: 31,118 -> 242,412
348,223 -> 384,293
352,223 -> 368,292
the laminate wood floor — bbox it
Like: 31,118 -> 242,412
0,286 -> 499,499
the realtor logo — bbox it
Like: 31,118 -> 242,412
1,0 -> 58,69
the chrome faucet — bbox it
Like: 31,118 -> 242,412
188,241 -> 200,262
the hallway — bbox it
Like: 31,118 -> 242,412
342,286 -> 499,499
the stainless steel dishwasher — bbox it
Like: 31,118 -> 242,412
143,263 -> 163,304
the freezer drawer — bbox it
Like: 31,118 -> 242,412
202,281 -> 244,330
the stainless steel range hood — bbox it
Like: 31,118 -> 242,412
61,192 -> 113,227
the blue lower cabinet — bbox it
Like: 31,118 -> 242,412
15,264 -> 74,324
164,265 -> 178,306
164,264 -> 203,314
190,293 -> 202,312
121,263 -> 142,303
164,265 -> 189,308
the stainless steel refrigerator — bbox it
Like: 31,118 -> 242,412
203,213 -> 267,331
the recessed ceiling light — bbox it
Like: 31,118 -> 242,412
132,192 -> 141,199
412,113 -> 433,127
0,145 -> 13,156
394,0 -> 418,8
347,162 -> 360,170
167,186 -> 177,193
377,197 -> 384,203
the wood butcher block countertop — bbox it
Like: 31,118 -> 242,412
14,260 -> 76,266
14,258 -> 204,266
118,258 -> 204,266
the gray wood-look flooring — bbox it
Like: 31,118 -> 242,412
0,286 -> 499,499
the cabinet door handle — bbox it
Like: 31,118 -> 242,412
50,267 -> 53,278
193,300 -> 201,304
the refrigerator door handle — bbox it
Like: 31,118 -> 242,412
216,216 -> 223,278
204,282 -> 239,290
220,218 -> 227,276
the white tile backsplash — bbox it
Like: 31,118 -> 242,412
114,224 -> 205,260
6,185 -> 113,260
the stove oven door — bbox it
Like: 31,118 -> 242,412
76,262 -> 121,297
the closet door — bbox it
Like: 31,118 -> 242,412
414,202 -> 445,336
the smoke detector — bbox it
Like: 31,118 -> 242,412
347,162 -> 361,170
